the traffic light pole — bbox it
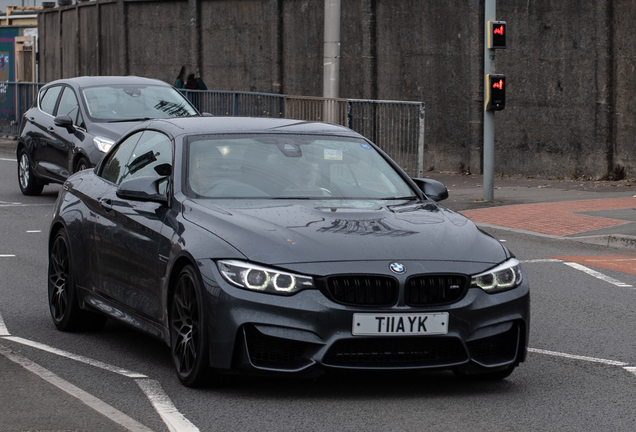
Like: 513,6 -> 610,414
483,0 -> 496,202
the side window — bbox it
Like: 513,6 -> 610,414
56,87 -> 80,125
39,86 -> 63,115
121,131 -> 173,193
100,132 -> 143,184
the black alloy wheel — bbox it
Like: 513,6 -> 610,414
170,265 -> 215,387
17,148 -> 43,196
48,229 -> 106,331
75,157 -> 90,173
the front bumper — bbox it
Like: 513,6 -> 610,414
199,260 -> 530,377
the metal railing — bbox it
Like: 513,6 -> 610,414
0,82 -> 42,137
181,89 -> 426,177
2,83 -> 425,177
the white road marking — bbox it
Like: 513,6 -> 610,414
0,254 -> 16,258
26,230 -> 41,233
528,348 -> 629,366
0,203 -> 52,207
0,307 -> 197,430
520,259 -> 562,263
3,336 -> 148,378
0,313 -> 9,336
624,367 -> 636,376
0,157 -> 15,162
562,262 -> 633,287
521,258 -> 633,287
0,344 -> 153,432
137,379 -> 200,432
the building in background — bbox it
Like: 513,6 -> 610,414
0,6 -> 38,82
0,5 -> 38,136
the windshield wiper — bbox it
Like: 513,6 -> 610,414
107,117 -> 152,123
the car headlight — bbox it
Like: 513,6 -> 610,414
471,258 -> 523,294
93,136 -> 115,153
217,260 -> 315,296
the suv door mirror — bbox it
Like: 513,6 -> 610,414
411,178 -> 449,202
117,175 -> 169,204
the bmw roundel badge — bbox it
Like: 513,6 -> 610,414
389,262 -> 406,274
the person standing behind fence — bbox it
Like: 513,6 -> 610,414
175,64 -> 207,90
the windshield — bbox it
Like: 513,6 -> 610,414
185,134 -> 415,200
82,84 -> 198,121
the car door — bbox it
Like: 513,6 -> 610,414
92,130 -> 174,320
30,85 -> 63,178
46,86 -> 83,179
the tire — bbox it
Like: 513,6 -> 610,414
48,229 -> 107,331
17,148 -> 43,196
452,364 -> 516,381
170,265 -> 217,387
75,156 -> 90,173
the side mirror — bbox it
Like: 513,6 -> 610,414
411,178 -> 449,202
54,114 -> 75,131
117,175 -> 169,204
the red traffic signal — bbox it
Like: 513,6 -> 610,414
487,21 -> 506,49
485,74 -> 505,111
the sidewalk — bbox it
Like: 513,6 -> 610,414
3,136 -> 636,431
421,171 -> 636,250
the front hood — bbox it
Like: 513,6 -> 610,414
90,121 -> 142,141
182,199 -> 509,267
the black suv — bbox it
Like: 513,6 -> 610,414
17,75 -> 199,195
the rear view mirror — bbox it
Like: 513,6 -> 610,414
411,178 -> 449,202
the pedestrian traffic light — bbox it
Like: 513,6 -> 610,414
485,74 -> 505,111
487,21 -> 506,49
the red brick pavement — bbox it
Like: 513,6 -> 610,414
460,197 -> 636,236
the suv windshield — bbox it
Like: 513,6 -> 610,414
82,84 -> 198,121
185,134 -> 415,200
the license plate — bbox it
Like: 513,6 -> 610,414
352,313 -> 449,336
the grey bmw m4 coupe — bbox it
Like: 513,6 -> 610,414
48,116 -> 529,387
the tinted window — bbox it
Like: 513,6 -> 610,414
100,132 -> 143,184
56,87 -> 80,125
120,131 -> 173,191
39,86 -> 63,115
185,135 -> 413,199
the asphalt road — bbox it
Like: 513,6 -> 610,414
1,145 -> 636,431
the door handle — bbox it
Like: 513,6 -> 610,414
99,198 -> 113,211
47,126 -> 54,132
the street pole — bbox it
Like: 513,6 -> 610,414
323,0 -> 341,123
483,0 -> 496,202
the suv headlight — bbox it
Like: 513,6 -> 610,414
471,258 -> 523,294
217,260 -> 315,296
94,136 -> 115,153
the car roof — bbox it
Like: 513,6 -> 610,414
139,117 -> 364,139
42,75 -> 171,89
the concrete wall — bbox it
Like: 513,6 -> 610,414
38,0 -> 636,179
